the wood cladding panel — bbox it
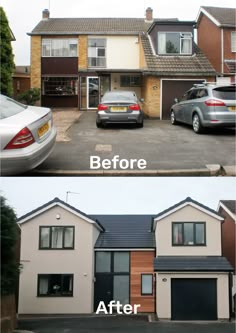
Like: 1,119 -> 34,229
130,251 -> 155,313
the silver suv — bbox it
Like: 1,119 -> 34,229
170,83 -> 236,133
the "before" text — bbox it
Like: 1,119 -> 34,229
90,155 -> 147,170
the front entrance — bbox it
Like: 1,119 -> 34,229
87,77 -> 99,108
94,274 -> 113,311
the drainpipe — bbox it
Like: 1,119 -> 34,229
221,29 -> 224,75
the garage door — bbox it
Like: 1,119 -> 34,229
162,80 -> 204,120
171,278 -> 217,320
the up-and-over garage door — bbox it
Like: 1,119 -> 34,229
171,278 -> 217,320
161,80 -> 205,120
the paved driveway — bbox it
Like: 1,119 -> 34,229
17,316 -> 235,333
34,111 -> 235,176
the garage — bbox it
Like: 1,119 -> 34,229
171,278 -> 217,320
161,79 -> 205,120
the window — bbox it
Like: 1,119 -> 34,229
231,32 -> 236,52
114,252 -> 129,272
95,252 -> 111,272
141,274 -> 153,295
88,39 -> 106,67
38,274 -> 73,296
42,39 -> 78,57
95,252 -> 130,273
172,222 -> 206,246
42,77 -> 78,96
120,75 -> 141,87
39,226 -> 74,249
158,32 -> 192,55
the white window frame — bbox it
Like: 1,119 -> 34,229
158,32 -> 192,55
88,38 -> 106,68
231,31 -> 236,52
42,38 -> 78,57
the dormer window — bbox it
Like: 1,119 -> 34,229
172,222 -> 206,246
158,32 -> 192,55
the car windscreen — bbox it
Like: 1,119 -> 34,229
212,86 -> 236,100
0,96 -> 27,119
103,93 -> 136,102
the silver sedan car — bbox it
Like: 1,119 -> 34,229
96,90 -> 144,128
0,94 -> 57,175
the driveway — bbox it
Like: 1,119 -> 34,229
33,111 -> 236,176
16,316 -> 235,333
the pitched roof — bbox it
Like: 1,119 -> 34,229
152,197 -> 223,230
29,18 -> 152,35
218,200 -> 236,221
154,256 -> 234,272
141,35 -> 216,76
18,197 -> 104,231
90,215 -> 155,249
198,6 -> 236,27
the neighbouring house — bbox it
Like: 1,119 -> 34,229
12,66 -> 31,99
28,7 -> 216,118
18,197 -> 233,320
197,6 -> 236,84
218,200 -> 236,310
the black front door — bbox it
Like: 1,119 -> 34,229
171,278 -> 217,320
94,274 -> 113,311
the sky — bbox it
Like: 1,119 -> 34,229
1,177 -> 235,218
1,0 -> 236,65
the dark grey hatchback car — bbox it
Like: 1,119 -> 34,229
170,83 -> 236,133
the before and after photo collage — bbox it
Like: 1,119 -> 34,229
1,1 -> 236,333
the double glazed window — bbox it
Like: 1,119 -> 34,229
172,222 -> 206,246
231,32 -> 236,52
88,38 -> 106,67
39,226 -> 74,249
120,75 -> 141,87
42,39 -> 78,57
141,274 -> 153,295
38,274 -> 73,296
95,252 -> 129,273
158,32 -> 192,55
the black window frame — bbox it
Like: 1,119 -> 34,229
172,222 -> 206,246
95,251 -> 130,274
141,273 -> 153,296
39,226 -> 75,250
120,75 -> 142,87
37,274 -> 74,297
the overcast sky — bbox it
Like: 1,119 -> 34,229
1,0 -> 235,65
1,177 -> 235,218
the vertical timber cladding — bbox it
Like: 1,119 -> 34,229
130,251 -> 155,312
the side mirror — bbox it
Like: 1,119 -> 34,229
140,98 -> 144,103
174,98 -> 179,103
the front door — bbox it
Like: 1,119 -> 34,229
87,77 -> 99,109
94,274 -> 113,311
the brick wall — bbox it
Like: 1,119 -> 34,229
1,295 -> 16,333
142,76 -> 161,118
30,36 -> 41,89
79,35 -> 88,69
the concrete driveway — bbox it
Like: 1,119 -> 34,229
16,316 -> 235,333
33,111 -> 236,176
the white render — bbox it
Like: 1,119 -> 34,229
155,204 -> 222,256
18,205 -> 100,314
106,36 -> 140,69
156,273 -> 230,319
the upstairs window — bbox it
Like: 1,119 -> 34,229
88,38 -> 106,67
158,32 -> 192,55
231,32 -> 236,52
172,222 -> 206,246
39,226 -> 74,249
42,39 -> 78,57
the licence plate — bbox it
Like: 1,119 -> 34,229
228,106 -> 236,111
110,106 -> 127,112
38,122 -> 49,137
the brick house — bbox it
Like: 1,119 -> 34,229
197,6 -> 236,83
28,8 -> 215,118
12,66 -> 31,99
18,197 -> 233,320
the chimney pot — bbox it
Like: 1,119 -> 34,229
42,9 -> 50,19
146,7 -> 153,22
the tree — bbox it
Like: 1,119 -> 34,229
0,7 -> 15,96
0,195 -> 20,295
17,87 -> 41,105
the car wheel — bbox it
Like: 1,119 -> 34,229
192,113 -> 203,134
170,110 -> 177,125
137,121 -> 143,128
96,120 -> 103,128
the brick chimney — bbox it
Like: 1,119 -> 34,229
145,7 -> 153,22
42,9 -> 50,19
